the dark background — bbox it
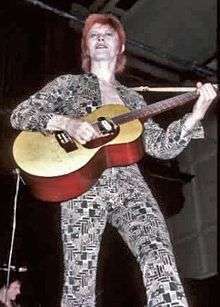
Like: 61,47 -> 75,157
0,1 -> 217,306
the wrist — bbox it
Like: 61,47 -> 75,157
47,115 -> 71,131
62,117 -> 72,132
188,112 -> 203,122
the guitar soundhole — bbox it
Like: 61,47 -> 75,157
85,127 -> 120,149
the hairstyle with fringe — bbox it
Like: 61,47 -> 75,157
81,14 -> 126,73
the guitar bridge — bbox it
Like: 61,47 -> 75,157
55,131 -> 77,152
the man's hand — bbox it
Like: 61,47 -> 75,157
192,82 -> 217,121
64,118 -> 100,144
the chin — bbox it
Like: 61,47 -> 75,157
94,55 -> 110,61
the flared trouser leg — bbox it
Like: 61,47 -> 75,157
109,196 -> 189,307
60,197 -> 107,307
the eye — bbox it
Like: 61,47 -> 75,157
106,32 -> 113,36
90,33 -> 97,38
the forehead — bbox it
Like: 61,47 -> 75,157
89,23 -> 115,33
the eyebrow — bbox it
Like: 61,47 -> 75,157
90,29 -> 114,33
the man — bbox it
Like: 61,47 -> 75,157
10,13 -> 216,307
0,280 -> 21,307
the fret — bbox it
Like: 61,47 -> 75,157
112,91 -> 198,125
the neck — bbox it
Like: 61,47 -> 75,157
90,60 -> 116,84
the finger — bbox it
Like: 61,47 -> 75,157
77,132 -> 91,143
77,124 -> 91,136
92,128 -> 101,138
74,126 -> 90,143
205,83 -> 217,99
75,135 -> 86,144
202,83 -> 216,101
82,126 -> 93,137
196,82 -> 203,95
198,88 -> 210,106
196,81 -> 203,88
84,130 -> 94,141
82,122 -> 100,138
198,85 -> 216,109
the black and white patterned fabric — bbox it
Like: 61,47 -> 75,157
11,73 -> 204,307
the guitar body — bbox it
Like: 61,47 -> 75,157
13,104 -> 144,202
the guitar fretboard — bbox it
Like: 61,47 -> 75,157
112,91 -> 198,125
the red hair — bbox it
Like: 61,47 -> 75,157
81,14 -> 126,73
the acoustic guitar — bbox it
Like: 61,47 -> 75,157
13,90 -> 202,202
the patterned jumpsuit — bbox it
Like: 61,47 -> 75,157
11,73 -> 204,307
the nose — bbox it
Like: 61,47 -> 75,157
97,34 -> 104,42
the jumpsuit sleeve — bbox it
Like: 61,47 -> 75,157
132,90 -> 204,160
10,74 -> 80,132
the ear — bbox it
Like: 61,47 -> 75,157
120,44 -> 125,54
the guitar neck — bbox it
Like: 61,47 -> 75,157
113,91 -> 198,125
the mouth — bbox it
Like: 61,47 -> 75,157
95,44 -> 108,49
